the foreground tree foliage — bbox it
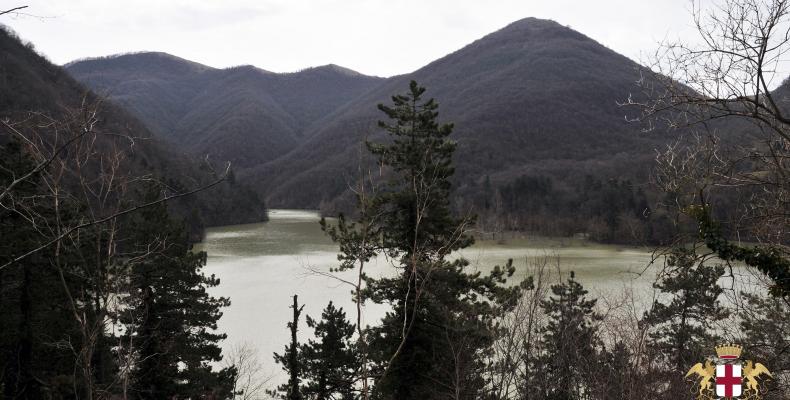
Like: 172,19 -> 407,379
642,248 -> 728,372
276,74 -> 790,399
360,81 -> 526,400
300,302 -> 359,400
634,0 -> 790,297
275,81 -> 527,400
535,272 -> 601,399
121,185 -> 235,399
272,300 -> 360,400
0,105 -> 236,398
738,293 -> 790,396
640,248 -> 729,398
0,142 -> 88,398
271,295 -> 306,400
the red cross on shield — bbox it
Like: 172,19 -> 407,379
716,364 -> 743,398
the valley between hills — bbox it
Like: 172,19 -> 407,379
64,17 -> 686,245
2,5 -> 788,398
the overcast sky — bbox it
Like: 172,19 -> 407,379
4,0 -> 697,77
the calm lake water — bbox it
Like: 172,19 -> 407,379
197,209 -> 665,378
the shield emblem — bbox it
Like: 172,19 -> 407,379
716,364 -> 742,398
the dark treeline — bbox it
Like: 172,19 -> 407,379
461,168 -> 765,247
0,141 -> 236,398
465,174 -> 671,245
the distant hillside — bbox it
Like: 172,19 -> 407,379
63,18 -> 688,243
67,55 -> 385,167
0,27 -> 267,234
246,18 -> 668,208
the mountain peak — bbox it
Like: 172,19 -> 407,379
68,51 -> 208,67
65,17 -> 657,212
296,64 -> 370,77
505,17 -> 564,28
224,64 -> 273,75
490,17 -> 591,42
66,51 -> 213,77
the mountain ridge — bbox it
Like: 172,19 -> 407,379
244,17 -> 665,208
67,52 -> 386,167
65,17 -> 673,220
0,26 -> 268,234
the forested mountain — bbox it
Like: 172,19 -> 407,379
0,27 -> 267,233
237,19 -> 661,203
67,54 -> 385,167
243,18 -> 673,240
66,18 -> 678,243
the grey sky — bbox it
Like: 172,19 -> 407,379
4,0 -> 696,76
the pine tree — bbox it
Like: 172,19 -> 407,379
0,141 -> 92,398
343,81 -> 525,399
0,140 -> 51,399
534,272 -> 601,400
595,342 -> 634,400
122,184 -> 235,399
272,295 -> 306,400
738,293 -> 790,397
301,302 -> 359,400
641,247 -> 728,397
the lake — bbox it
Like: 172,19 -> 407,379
197,209 -> 666,378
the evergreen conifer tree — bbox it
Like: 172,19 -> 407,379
301,302 -> 359,400
535,272 -> 601,400
0,141 -> 95,398
595,342 -> 634,400
323,81 -> 526,399
641,247 -> 728,397
122,184 -> 235,399
272,295 -> 306,400
738,292 -> 790,397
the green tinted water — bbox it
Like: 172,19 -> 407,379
197,209 -> 664,377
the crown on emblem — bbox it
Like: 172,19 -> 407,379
715,344 -> 743,359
